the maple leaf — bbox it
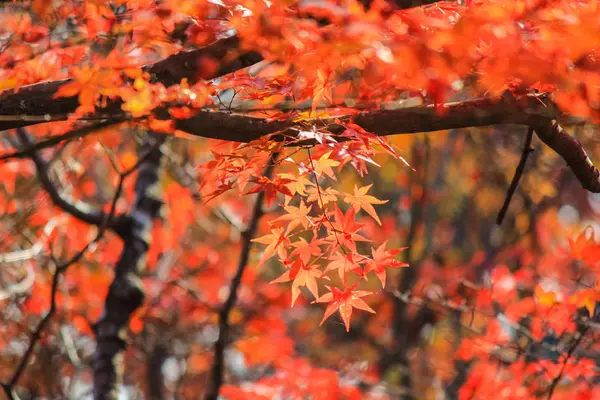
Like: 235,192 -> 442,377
247,175 -> 295,207
569,228 -> 600,269
252,227 -> 289,265
324,251 -> 362,281
314,285 -> 376,332
269,201 -> 313,234
326,206 -> 369,252
121,84 -> 154,117
342,184 -> 388,225
306,186 -> 339,206
569,287 -> 598,317
278,172 -> 314,196
289,236 -> 323,265
271,258 -> 321,306
203,180 -> 235,203
312,69 -> 332,115
312,151 -> 340,180
534,284 -> 559,307
364,241 -> 409,288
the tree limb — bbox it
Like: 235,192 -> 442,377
15,128 -> 118,228
1,118 -> 130,162
172,94 -> 599,193
172,93 -> 559,141
532,120 -> 600,192
0,35 -> 261,132
205,153 -> 278,400
4,91 -> 599,195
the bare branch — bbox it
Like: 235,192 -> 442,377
1,118 -> 129,162
545,327 -> 589,399
0,152 -> 129,399
496,126 -> 535,225
15,128 -> 111,227
205,152 -> 279,400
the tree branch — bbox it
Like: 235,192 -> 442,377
15,128 -> 116,228
93,132 -> 165,400
0,35 -> 261,132
204,153 -> 278,400
1,118 -> 130,162
4,91 -> 598,195
532,120 -> 600,192
174,94 -> 599,194
146,344 -> 168,400
173,93 -> 559,142
0,151 -> 128,399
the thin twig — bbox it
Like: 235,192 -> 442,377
1,118 -> 130,162
497,127 -> 534,225
15,128 -> 111,227
546,327 -> 589,400
205,152 -> 279,400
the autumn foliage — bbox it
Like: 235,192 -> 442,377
0,0 -> 600,399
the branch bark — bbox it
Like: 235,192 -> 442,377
0,35 -> 261,131
93,132 -> 165,400
4,91 -> 598,194
532,120 -> 600,192
146,344 -> 168,400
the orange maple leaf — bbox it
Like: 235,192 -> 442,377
314,285 -> 375,332
326,206 -> 369,251
289,237 -> 323,265
324,251 -> 362,282
252,227 -> 290,265
269,201 -> 313,234
364,241 -> 409,288
247,176 -> 295,207
271,258 -> 321,306
569,227 -> 600,269
569,287 -> 598,317
312,151 -> 340,180
342,184 -> 388,225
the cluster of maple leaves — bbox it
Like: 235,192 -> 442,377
199,139 -> 410,331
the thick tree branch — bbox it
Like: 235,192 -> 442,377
0,36 -> 261,132
93,133 -> 165,400
173,94 -> 599,193
4,90 -> 598,194
173,93 -> 559,141
532,120 -> 600,192
205,153 -> 278,400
